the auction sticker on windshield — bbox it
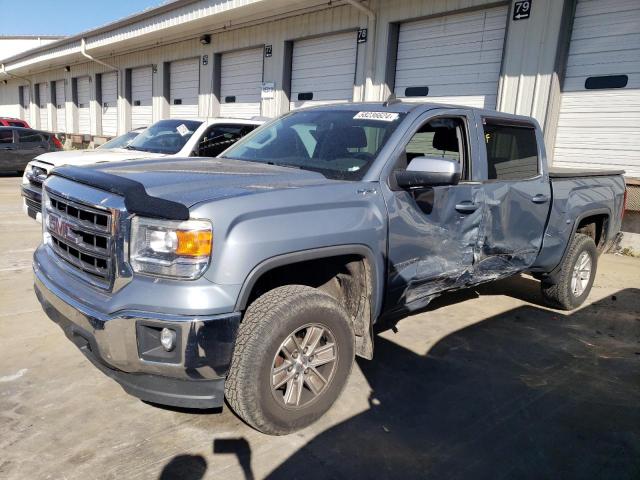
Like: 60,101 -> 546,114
176,124 -> 190,136
353,111 -> 400,122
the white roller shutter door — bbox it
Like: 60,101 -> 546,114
220,48 -> 263,118
290,31 -> 357,110
394,6 -> 508,109
38,83 -> 49,130
77,77 -> 91,135
170,58 -> 199,119
553,0 -> 640,177
55,80 -> 66,133
101,72 -> 118,137
131,66 -> 153,129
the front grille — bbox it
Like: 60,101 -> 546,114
25,196 -> 41,213
45,191 -> 114,287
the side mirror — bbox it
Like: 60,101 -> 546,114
395,156 -> 461,189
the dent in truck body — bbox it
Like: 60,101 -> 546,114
530,175 -> 625,274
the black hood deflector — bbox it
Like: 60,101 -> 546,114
51,166 -> 190,220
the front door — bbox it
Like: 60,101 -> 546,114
474,116 -> 550,277
383,110 -> 485,312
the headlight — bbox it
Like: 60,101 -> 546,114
130,217 -> 212,279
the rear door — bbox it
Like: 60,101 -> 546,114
0,129 -> 18,172
15,130 -> 48,171
475,116 -> 550,275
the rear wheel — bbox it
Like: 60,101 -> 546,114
225,285 -> 355,435
541,233 -> 598,310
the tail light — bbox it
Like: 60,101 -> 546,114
52,136 -> 63,150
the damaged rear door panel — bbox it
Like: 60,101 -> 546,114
474,115 -> 551,279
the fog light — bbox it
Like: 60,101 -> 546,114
160,328 -> 176,351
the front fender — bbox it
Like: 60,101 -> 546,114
191,182 -> 388,319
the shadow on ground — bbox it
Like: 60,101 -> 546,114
162,284 -> 640,479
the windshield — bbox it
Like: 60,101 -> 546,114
126,119 -> 202,154
98,131 -> 139,150
221,110 -> 405,180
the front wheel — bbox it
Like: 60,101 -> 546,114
225,285 -> 355,435
541,233 -> 598,310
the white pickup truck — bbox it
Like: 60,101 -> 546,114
21,117 -> 263,220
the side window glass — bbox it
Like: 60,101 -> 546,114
18,130 -> 44,143
0,130 -> 13,144
402,117 -> 466,177
483,122 -> 539,180
197,125 -> 254,157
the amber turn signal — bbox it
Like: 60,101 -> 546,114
175,230 -> 212,257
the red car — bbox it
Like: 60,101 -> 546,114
0,117 -> 30,128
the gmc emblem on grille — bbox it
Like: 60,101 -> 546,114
47,213 -> 83,245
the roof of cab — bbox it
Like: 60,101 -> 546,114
293,101 -> 542,125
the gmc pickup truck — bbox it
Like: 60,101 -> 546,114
33,102 -> 626,435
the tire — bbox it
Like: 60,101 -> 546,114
541,233 -> 598,310
225,285 -> 355,435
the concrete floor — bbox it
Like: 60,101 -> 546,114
1,174 -> 639,480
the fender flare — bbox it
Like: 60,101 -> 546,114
549,207 -> 612,278
234,244 -> 382,319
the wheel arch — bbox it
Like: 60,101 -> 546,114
234,245 -> 383,359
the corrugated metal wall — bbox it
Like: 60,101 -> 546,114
0,0 -> 566,148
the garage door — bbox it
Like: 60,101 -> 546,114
54,80 -> 66,133
290,31 -> 357,110
220,48 -> 263,118
101,72 -> 118,137
394,6 -> 508,109
38,83 -> 49,130
21,86 -> 30,121
553,0 -> 640,178
131,66 -> 153,129
77,77 -> 91,135
170,58 -> 199,119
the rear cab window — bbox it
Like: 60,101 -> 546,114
482,119 -> 539,180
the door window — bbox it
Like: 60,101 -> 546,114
17,130 -> 45,143
196,124 -> 257,157
483,121 -> 539,180
0,130 -> 13,143
401,117 -> 468,180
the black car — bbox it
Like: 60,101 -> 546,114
0,127 -> 62,174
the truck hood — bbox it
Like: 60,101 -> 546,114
88,157 -> 338,207
35,148 -> 166,167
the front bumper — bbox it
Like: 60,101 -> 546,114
34,270 -> 241,409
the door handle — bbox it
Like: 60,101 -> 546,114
531,194 -> 549,204
0,146 -> 16,150
455,201 -> 480,213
